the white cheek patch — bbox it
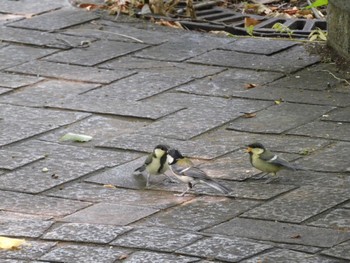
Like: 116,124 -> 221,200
167,155 -> 174,164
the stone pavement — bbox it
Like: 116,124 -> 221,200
0,0 -> 350,262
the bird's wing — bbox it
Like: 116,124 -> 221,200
261,151 -> 296,171
134,154 -> 152,173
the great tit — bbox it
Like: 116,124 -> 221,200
246,142 -> 296,183
167,148 -> 232,196
133,144 -> 170,187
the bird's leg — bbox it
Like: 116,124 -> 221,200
264,174 -> 280,184
146,173 -> 151,188
175,184 -> 191,197
252,172 -> 268,180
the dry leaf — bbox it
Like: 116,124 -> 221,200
103,184 -> 117,189
155,19 -> 183,29
244,17 -> 262,27
0,237 -> 26,250
119,254 -> 129,260
274,99 -> 283,105
291,234 -> 301,239
243,112 -> 257,118
244,83 -> 257,89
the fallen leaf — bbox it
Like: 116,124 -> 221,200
60,133 -> 93,142
103,184 -> 117,189
119,254 -> 129,260
242,112 -> 257,118
0,236 -> 26,250
244,83 -> 257,89
274,99 -> 283,105
155,19 -> 183,29
291,234 -> 301,239
244,17 -> 262,27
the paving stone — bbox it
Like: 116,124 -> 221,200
9,8 -> 99,31
44,40 -> 148,66
296,142 -> 350,172
62,203 -> 159,225
133,196 -> 260,231
0,241 -> 56,260
308,209 -> 350,229
323,107 -> 350,123
100,56 -> 179,70
43,223 -> 132,243
242,185 -> 350,223
0,218 -> 53,238
39,244 -> 129,263
111,227 -> 202,252
0,104 -> 90,146
228,103 -> 333,134
223,38 -> 297,55
260,242 -> 322,254
177,236 -> 272,262
0,26 -> 96,49
0,72 -> 43,89
242,248 -> 342,263
46,182 -> 193,209
177,68 -> 284,97
322,240 -> 350,261
124,251 -> 199,263
288,121 -> 350,141
0,0 -> 68,15
7,60 -> 133,84
0,80 -> 98,107
135,33 -> 233,62
0,190 -> 90,217
0,260 -> 41,263
206,217 -> 350,248
188,45 -> 320,73
0,149 -> 45,170
0,44 -> 56,70
0,87 -> 10,95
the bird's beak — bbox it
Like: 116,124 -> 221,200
245,147 -> 252,153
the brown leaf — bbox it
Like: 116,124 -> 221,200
244,83 -> 257,89
119,254 -> 129,260
103,184 -> 117,189
244,17 -> 262,27
242,112 -> 257,118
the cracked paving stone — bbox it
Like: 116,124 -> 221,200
206,217 -> 350,248
324,107 -> 350,123
43,223 -> 132,244
100,56 -> 180,70
61,203 -> 159,225
133,196 -> 260,231
241,185 -> 350,223
176,236 -> 272,262
177,68 -> 284,97
0,80 -> 99,107
0,190 -> 90,217
0,0 -> 67,15
322,240 -> 350,261
288,121 -> 350,141
39,244 -> 130,263
308,209 -> 350,229
0,241 -> 56,261
46,182 -> 193,210
0,45 -> 56,70
189,45 -> 319,73
0,149 -> 45,170
241,248 -> 342,263
0,104 -> 90,146
44,40 -> 148,66
7,60 -> 133,84
295,142 -> 350,172
8,8 -> 99,31
111,227 -> 202,252
228,103 -> 333,134
0,72 -> 43,89
0,218 -> 53,238
123,251 -> 199,263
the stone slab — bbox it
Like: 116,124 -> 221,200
133,196 -> 260,231
100,56 -> 179,70
323,107 -> 350,123
176,236 -> 272,262
322,240 -> 350,261
39,244 -> 130,263
0,218 -> 53,238
288,121 -> 350,141
43,223 -> 132,244
206,217 -> 350,248
0,149 -> 45,170
188,45 -> 320,73
242,185 -> 350,223
7,60 -> 134,84
61,203 -> 159,225
0,72 -> 43,89
228,103 -> 333,134
0,88 -> 10,95
0,190 -> 90,216
0,241 -> 56,261
124,251 -> 199,263
44,40 -> 148,66
111,227 -> 202,252
308,208 -> 350,229
0,0 -> 68,15
8,8 -> 99,31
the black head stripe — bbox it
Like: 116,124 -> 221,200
247,142 -> 265,150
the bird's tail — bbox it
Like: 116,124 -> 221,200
201,179 -> 231,195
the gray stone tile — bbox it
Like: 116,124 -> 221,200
133,196 -> 260,231
0,218 -> 53,238
0,80 -> 98,107
0,44 -> 56,70
228,103 -> 333,134
206,217 -> 350,248
0,0 -> 68,15
0,241 -> 56,260
43,223 -> 132,243
100,56 -> 179,70
242,186 -> 350,223
0,104 -> 90,146
124,251 -> 199,263
308,209 -> 350,229
111,227 -> 202,252
0,72 -> 43,89
324,107 -> 350,123
242,248 -> 342,263
176,236 -> 272,262
322,240 -> 350,261
7,60 -> 134,84
295,142 -> 350,172
177,68 -> 284,97
39,244 -> 129,263
61,203 -> 159,225
9,8 -> 99,31
0,149 -> 45,170
0,190 -> 90,216
0,88 -> 10,94
46,182 -> 194,209
288,121 -> 350,141
44,40 -> 148,66
188,45 -> 320,73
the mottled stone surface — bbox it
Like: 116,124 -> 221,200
124,251 -> 199,263
0,72 -> 43,89
0,218 -> 53,238
0,241 -> 56,260
308,208 -> 350,229
322,240 -> 350,261
325,107 -> 350,122
0,0 -> 68,14
0,149 -> 45,170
